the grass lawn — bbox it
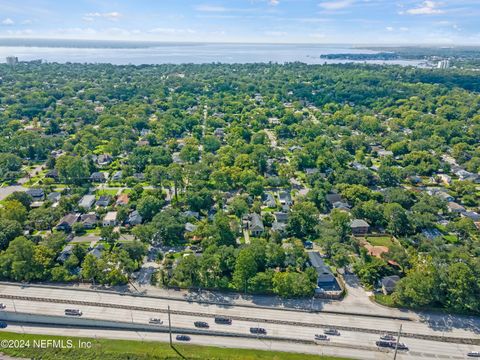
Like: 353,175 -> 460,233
374,293 -> 396,307
0,331 -> 348,360
365,236 -> 395,248
96,189 -> 119,197
443,234 -> 459,244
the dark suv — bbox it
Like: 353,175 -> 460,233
214,317 -> 232,325
194,321 -> 209,328
250,327 -> 267,335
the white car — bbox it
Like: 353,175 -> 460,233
149,318 -> 163,325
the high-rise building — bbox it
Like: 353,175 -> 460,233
437,59 -> 451,69
6,56 -> 18,66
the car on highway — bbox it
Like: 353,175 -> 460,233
314,334 -> 329,341
176,335 -> 191,341
395,343 -> 409,351
0,321 -> 7,329
0,303 -> 6,310
467,351 -> 480,357
380,334 -> 396,341
64,308 -> 82,316
194,321 -> 209,328
376,340 -> 394,348
250,327 -> 267,335
149,318 -> 163,325
214,316 -> 232,325
324,329 -> 340,336
376,340 -> 408,350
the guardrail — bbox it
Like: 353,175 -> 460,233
1,293 -> 478,345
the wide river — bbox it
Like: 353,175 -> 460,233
0,42 -> 423,66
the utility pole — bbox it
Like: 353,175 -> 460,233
393,324 -> 402,360
168,305 -> 173,347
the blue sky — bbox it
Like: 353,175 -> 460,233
0,0 -> 479,44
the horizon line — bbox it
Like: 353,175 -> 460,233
0,37 -> 480,48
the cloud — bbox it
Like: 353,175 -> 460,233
1,18 -> 14,25
269,0 -> 280,5
148,28 -> 196,34
83,11 -> 122,22
318,0 -> 354,11
404,1 -> 444,15
195,5 -> 228,12
265,30 -> 287,36
6,29 -> 33,36
386,26 -> 394,32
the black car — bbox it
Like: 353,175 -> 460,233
380,334 -> 396,341
376,340 -> 394,348
0,321 -> 7,329
176,335 -> 191,341
324,329 -> 340,336
214,317 -> 232,325
250,327 -> 267,335
194,321 -> 209,328
468,352 -> 480,357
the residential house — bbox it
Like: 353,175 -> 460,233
102,211 -> 118,227
305,168 -> 320,176
271,221 -> 287,234
263,193 -> 276,208
183,210 -> 200,219
97,154 -> 113,166
447,202 -> 466,213
116,193 -> 129,206
172,152 -> 182,164
185,222 -> 197,233
268,117 -> 280,125
56,213 -> 80,232
47,192 -> 61,203
213,128 -> 225,138
247,213 -> 264,237
350,219 -> 370,236
89,244 -> 104,259
26,188 -> 44,201
326,193 -> 342,206
57,245 -> 73,263
381,275 -> 400,295
96,195 -> 111,207
90,172 -> 106,182
462,211 -> 480,222
45,169 -> 59,180
421,228 -> 442,240
435,190 -> 454,202
79,195 -> 96,210
80,213 -> 97,229
126,210 -> 143,226
278,191 -> 292,206
333,201 -> 351,211
437,174 -> 452,186
111,170 -> 122,181
372,146 -> 393,157
30,201 -> 44,208
274,212 -> 289,223
307,252 -> 340,292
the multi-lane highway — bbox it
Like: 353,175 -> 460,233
0,283 -> 479,359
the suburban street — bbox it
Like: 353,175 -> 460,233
0,283 -> 478,359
